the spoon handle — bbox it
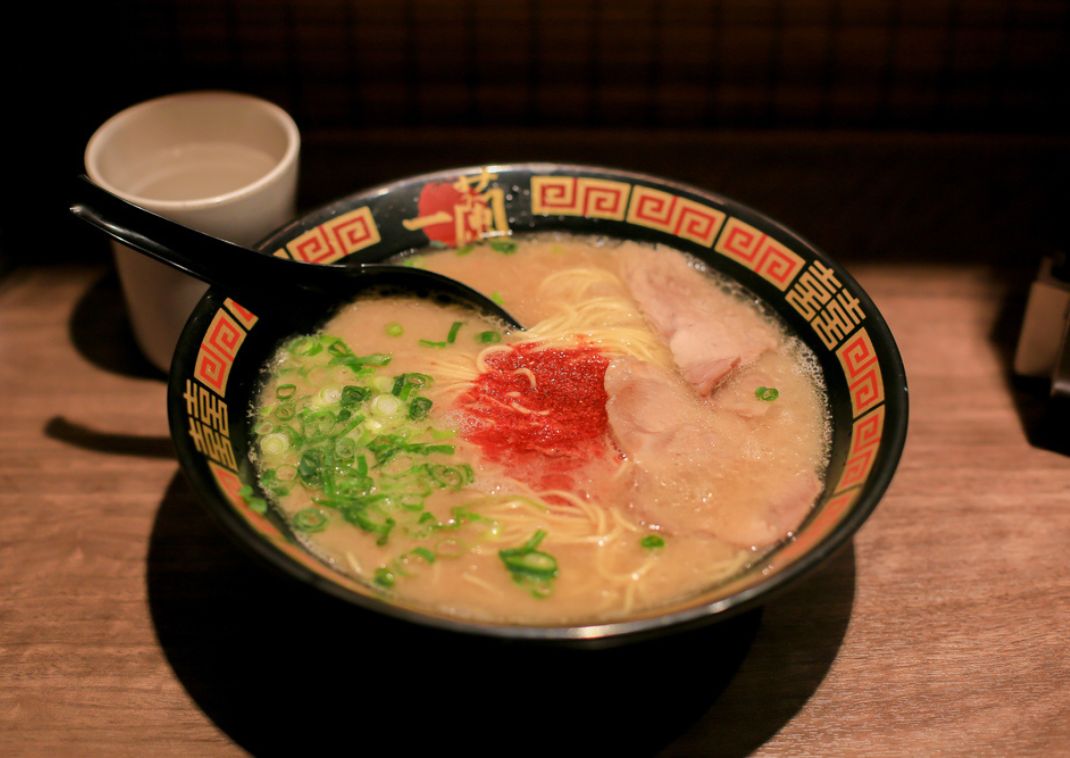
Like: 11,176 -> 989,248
69,175 -> 524,329
69,174 -> 314,305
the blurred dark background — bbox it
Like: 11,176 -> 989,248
3,0 -> 1068,271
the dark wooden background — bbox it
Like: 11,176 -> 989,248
3,0 -> 1068,269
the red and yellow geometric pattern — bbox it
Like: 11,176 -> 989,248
275,206 -> 381,264
625,185 -> 726,248
530,175 -> 728,250
194,308 -> 247,397
531,176 -> 631,220
223,298 -> 258,330
713,217 -> 805,291
530,175 -> 805,292
836,405 -> 885,493
836,328 -> 886,419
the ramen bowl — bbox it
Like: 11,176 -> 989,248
168,163 -> 907,643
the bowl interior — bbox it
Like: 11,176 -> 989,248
168,163 -> 907,641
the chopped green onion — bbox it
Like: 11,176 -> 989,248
247,497 -> 268,514
341,385 -> 370,407
428,463 -> 473,490
411,547 -> 436,563
455,243 -> 475,256
293,508 -> 328,533
489,239 -> 518,254
371,394 -> 402,417
254,328 -> 476,553
755,386 -> 780,402
276,384 -> 296,399
298,450 -> 323,486
393,372 -> 430,400
448,506 -> 494,528
372,376 -> 394,393
359,353 -> 392,367
502,551 -> 557,576
260,433 -> 290,456
499,529 -> 558,597
419,339 -> 447,348
398,495 -> 425,511
385,322 -> 404,337
373,567 -> 396,588
334,436 -> 357,459
477,330 -> 502,344
290,336 -> 321,356
419,444 -> 454,455
640,534 -> 666,549
490,291 -> 504,305
408,396 -> 433,420
318,386 -> 342,404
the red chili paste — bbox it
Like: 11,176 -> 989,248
456,342 -> 610,492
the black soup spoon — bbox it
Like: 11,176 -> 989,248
69,174 -> 524,330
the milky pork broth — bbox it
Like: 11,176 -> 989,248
250,235 -> 830,624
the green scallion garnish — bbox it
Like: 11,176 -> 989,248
293,508 -> 328,533
276,384 -> 296,399
499,529 -> 558,598
755,386 -> 780,402
640,534 -> 666,549
408,396 -> 433,420
411,547 -> 436,563
253,330 -> 477,557
489,239 -> 518,254
385,322 -> 404,337
341,385 -> 370,406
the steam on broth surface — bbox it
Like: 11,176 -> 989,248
250,235 -> 829,623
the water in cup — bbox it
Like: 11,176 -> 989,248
127,142 -> 278,202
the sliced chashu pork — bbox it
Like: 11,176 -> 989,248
604,357 -> 821,548
619,247 -> 779,394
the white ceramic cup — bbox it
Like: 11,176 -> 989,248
85,91 -> 300,372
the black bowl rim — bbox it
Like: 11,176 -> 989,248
168,161 -> 909,643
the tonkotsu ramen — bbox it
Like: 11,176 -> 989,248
249,234 -> 830,623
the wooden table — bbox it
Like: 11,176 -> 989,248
2,259 -> 1066,756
